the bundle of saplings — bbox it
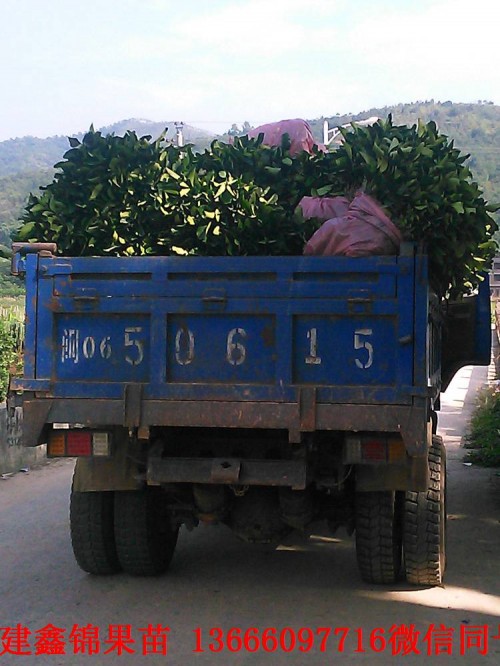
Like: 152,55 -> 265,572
17,129 -> 320,258
323,116 -> 498,297
17,116 -> 497,297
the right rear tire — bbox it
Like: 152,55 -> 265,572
403,435 -> 446,586
355,490 -> 403,584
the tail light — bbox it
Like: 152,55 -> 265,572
344,435 -> 406,464
67,431 -> 92,456
48,430 -> 112,458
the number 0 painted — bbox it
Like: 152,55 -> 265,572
175,328 -> 195,365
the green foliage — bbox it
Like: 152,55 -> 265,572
17,119 -> 497,297
326,116 -> 498,296
17,130 -> 320,258
0,308 -> 23,402
0,258 -> 24,298
18,130 -> 167,256
313,100 -> 500,229
464,384 -> 500,467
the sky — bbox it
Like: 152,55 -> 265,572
0,0 -> 499,141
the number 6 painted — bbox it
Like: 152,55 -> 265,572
226,328 -> 247,366
354,328 -> 373,369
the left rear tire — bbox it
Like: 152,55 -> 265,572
70,489 -> 121,575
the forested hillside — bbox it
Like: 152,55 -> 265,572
0,169 -> 53,247
0,101 -> 498,260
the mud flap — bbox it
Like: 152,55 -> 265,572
356,455 -> 429,493
72,433 -> 141,492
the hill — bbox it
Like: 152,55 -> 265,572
99,119 -> 213,149
0,120 -> 213,180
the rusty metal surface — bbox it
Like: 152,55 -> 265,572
147,456 -> 307,489
299,387 -> 317,432
124,383 -> 143,428
210,458 -> 241,483
18,394 -> 430,456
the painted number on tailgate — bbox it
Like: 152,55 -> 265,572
304,326 -> 374,370
61,327 -> 145,366
353,328 -> 373,369
173,327 -> 248,367
167,315 -> 275,384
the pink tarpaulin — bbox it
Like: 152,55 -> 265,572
304,192 -> 402,257
299,196 -> 350,222
247,119 -> 325,155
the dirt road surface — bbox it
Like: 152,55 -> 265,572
1,365 -> 499,665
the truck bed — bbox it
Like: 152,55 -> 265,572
13,245 -> 433,454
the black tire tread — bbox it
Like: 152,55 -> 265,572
404,435 -> 446,586
70,490 -> 121,575
355,491 -> 402,584
114,489 -> 178,576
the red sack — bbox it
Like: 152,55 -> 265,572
299,196 -> 349,222
304,192 -> 402,257
247,119 -> 325,156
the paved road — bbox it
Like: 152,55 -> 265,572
0,366 -> 499,665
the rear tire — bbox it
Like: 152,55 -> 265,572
355,490 -> 403,584
403,435 -> 446,586
70,490 -> 121,575
114,488 -> 179,576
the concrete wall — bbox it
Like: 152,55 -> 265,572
0,404 -> 46,475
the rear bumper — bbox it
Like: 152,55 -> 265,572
13,393 -> 430,456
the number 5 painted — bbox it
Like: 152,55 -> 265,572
354,328 -> 373,369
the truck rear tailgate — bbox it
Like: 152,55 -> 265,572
16,249 -> 429,450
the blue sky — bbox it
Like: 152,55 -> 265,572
0,0 -> 498,141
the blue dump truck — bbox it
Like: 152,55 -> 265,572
9,241 -> 491,585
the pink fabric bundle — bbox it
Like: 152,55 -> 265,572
299,196 -> 350,222
247,119 -> 325,155
304,193 -> 402,257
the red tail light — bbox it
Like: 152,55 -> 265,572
66,431 -> 92,456
362,440 -> 387,462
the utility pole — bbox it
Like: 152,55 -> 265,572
174,121 -> 184,148
323,116 -> 379,146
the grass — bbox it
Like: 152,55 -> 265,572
0,303 -> 24,402
464,384 -> 500,466
0,298 -> 24,317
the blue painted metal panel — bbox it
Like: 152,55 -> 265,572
23,253 -> 39,380
55,314 -> 150,382
475,273 -> 492,365
21,252 -> 430,408
292,316 -> 396,385
167,314 -> 276,384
